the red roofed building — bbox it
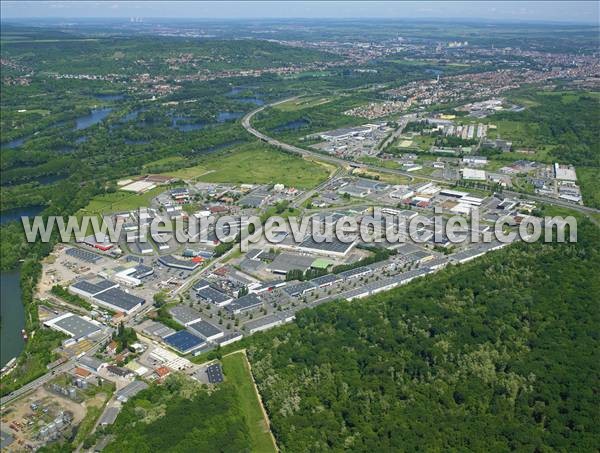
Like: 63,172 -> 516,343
74,367 -> 91,378
155,366 -> 171,380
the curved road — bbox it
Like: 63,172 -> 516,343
242,98 -> 600,218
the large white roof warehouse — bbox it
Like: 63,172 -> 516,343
44,313 -> 103,340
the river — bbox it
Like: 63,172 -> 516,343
0,270 -> 25,368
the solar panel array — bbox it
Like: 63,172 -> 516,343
206,363 -> 224,384
66,248 -> 102,263
163,330 -> 205,354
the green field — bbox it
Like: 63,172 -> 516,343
164,145 -> 330,189
223,352 -> 277,453
80,186 -> 165,216
275,96 -> 333,111
577,167 -> 600,210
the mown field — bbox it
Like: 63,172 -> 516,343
223,352 -> 278,453
163,144 -> 331,189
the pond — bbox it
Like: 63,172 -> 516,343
217,111 -> 244,122
74,107 -> 113,131
1,136 -> 28,149
0,205 -> 44,225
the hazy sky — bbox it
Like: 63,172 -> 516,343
2,1 -> 599,24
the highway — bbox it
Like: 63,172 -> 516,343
242,98 -> 600,219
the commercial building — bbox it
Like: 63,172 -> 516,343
214,332 -> 244,347
116,381 -> 149,403
44,313 -> 103,340
245,311 -> 296,334
70,278 -> 119,298
553,163 -> 577,181
82,233 -> 114,252
266,253 -> 315,275
142,320 -> 176,339
70,278 -> 144,315
78,356 -> 106,373
187,320 -> 224,342
283,281 -> 316,297
169,305 -> 202,326
463,156 -> 488,166
461,168 -> 486,181
196,285 -> 233,307
158,254 -> 201,271
226,294 -> 262,314
338,266 -> 373,280
310,273 -> 342,288
296,236 -> 356,257
163,330 -> 206,354
94,288 -> 145,314
114,264 -> 154,287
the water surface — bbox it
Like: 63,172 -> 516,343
0,270 -> 25,368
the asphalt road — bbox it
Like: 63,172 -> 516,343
0,334 -> 109,407
242,97 -> 600,218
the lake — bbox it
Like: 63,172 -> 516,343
74,107 -> 113,131
1,136 -> 28,150
0,205 -> 44,225
0,270 -> 25,368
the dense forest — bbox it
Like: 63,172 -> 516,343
243,221 -> 600,452
498,90 -> 600,167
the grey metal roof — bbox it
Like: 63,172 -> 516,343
169,305 -> 202,325
299,236 -> 355,254
268,253 -> 314,273
116,380 -> 148,401
338,266 -> 373,279
53,315 -> 101,339
142,321 -> 176,339
187,320 -> 223,339
196,286 -> 232,304
283,281 -> 316,297
226,294 -> 262,313
310,273 -> 342,287
98,407 -> 120,426
94,288 -> 144,312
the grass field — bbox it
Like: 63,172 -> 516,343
164,145 -> 330,189
80,186 -> 164,216
222,352 -> 277,453
577,166 -> 600,209
275,96 -> 333,111
142,156 -> 186,170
